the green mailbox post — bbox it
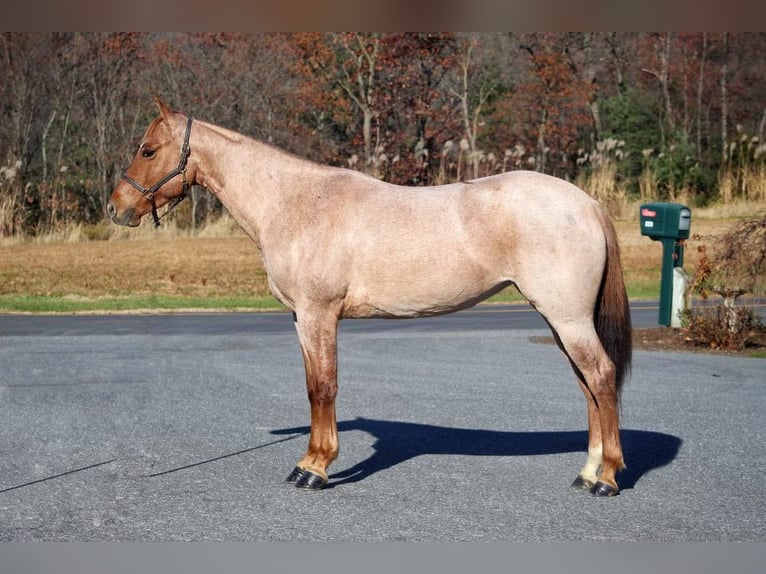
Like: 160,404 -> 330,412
639,202 -> 692,326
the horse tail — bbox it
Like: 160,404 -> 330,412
595,208 -> 632,400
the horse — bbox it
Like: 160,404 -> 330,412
108,99 -> 632,496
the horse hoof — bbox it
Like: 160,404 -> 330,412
285,466 -> 305,483
295,470 -> 328,490
571,475 -> 595,491
592,481 -> 619,497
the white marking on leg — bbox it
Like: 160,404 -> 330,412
579,444 -> 603,483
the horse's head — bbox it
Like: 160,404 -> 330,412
107,99 -> 193,227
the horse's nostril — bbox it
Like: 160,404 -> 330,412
106,202 -> 116,219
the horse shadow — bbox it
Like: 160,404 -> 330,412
271,418 -> 681,491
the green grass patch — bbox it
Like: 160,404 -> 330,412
0,281 -> 661,314
626,281 -> 661,300
484,282 -> 660,304
486,285 -> 526,304
0,294 -> 286,314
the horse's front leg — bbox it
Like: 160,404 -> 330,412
285,309 -> 340,490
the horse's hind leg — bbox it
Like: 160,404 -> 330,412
571,375 -> 603,491
285,308 -> 340,490
551,322 -> 624,496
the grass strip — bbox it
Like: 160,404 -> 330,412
0,294 -> 285,314
0,283 -> 659,314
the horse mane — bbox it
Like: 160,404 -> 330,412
194,119 -> 243,144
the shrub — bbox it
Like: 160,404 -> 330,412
685,215 -> 766,349
691,216 -> 766,300
680,305 -> 765,351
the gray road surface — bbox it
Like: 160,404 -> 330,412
0,305 -> 764,541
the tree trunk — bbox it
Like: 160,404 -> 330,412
454,35 -> 493,180
660,33 -> 675,133
696,33 -> 707,163
720,33 -> 729,164
362,106 -> 373,173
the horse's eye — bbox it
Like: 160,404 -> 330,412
141,148 -> 155,159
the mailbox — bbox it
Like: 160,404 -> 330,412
639,202 -> 692,327
640,202 -> 691,239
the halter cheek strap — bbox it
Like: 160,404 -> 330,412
121,115 -> 193,228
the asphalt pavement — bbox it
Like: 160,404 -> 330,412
0,304 -> 764,541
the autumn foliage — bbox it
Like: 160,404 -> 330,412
1,32 -> 765,237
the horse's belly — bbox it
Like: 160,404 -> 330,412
341,275 -> 510,319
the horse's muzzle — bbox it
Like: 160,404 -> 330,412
107,201 -> 139,227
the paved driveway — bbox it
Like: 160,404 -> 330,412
0,307 -> 763,540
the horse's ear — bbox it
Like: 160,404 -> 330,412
154,97 -> 174,123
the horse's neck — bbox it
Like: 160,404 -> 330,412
192,120 -> 316,242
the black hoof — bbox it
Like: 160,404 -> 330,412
285,466 -> 305,483
295,470 -> 328,490
592,481 -> 619,497
571,475 -> 595,491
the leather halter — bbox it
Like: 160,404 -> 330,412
121,115 -> 193,228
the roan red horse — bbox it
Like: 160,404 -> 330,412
108,99 -> 632,496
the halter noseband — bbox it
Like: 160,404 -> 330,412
121,115 -> 193,228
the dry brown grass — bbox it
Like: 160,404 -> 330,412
0,215 -> 742,307
0,233 -> 270,300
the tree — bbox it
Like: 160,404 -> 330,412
2,33 -> 766,235
450,35 -> 490,180
517,33 -> 592,176
75,33 -> 145,217
560,33 -> 613,145
0,33 -> 53,234
288,33 -> 462,183
378,32 -> 459,184
289,33 -> 384,174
